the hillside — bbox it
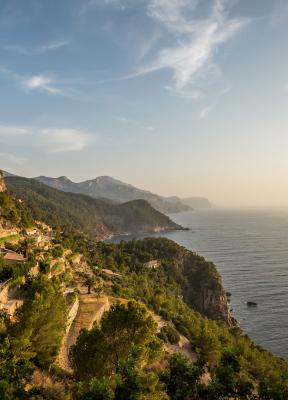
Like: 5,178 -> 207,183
5,176 -> 182,240
1,176 -> 288,399
35,175 -> 192,214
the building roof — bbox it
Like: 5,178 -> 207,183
3,252 -> 26,262
143,260 -> 160,268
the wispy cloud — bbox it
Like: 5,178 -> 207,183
0,124 -> 93,153
22,75 -> 61,95
165,85 -> 204,100
199,105 -> 213,119
40,128 -> 93,152
0,125 -> 31,136
199,86 -> 231,119
115,116 -> 156,132
115,116 -> 131,123
2,40 -> 70,55
130,0 -> 248,97
0,67 -> 71,96
0,152 -> 27,165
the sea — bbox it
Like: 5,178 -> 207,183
108,209 -> 288,359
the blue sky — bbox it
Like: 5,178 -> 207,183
0,0 -> 288,207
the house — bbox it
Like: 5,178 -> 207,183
1,248 -> 26,264
143,260 -> 160,270
25,227 -> 38,236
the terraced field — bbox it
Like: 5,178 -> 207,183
57,294 -> 110,371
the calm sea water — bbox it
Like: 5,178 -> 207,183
109,209 -> 288,359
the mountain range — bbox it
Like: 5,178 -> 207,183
2,170 -> 212,213
5,176 -> 182,240
34,175 -> 212,213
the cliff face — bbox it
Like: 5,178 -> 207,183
112,237 -> 235,327
182,252 -> 236,326
199,282 -> 237,327
0,170 -> 6,193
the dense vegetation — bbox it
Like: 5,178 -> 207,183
6,177 -> 181,240
0,188 -> 34,229
0,191 -> 21,226
45,232 -> 288,398
0,277 -> 67,399
1,176 -> 288,399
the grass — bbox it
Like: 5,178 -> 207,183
0,234 -> 20,245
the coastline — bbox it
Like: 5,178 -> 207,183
102,225 -> 186,243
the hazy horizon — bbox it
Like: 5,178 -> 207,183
1,0 -> 288,208
4,168 -> 288,210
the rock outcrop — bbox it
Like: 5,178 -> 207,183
200,283 -> 237,327
0,170 -> 6,192
182,253 -> 237,327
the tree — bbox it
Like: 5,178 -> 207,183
158,324 -> 180,345
205,347 -> 253,399
75,378 -> 114,400
0,336 -> 34,400
161,353 -> 203,400
84,275 -> 96,294
71,300 -> 160,381
115,355 -> 168,400
194,320 -> 220,365
10,277 -> 67,368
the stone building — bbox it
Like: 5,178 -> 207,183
143,259 -> 160,269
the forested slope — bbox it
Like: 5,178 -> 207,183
1,172 -> 288,399
6,176 -> 182,240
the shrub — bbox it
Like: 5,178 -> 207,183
159,324 -> 180,345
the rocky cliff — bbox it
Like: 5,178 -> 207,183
111,237 -> 235,327
182,252 -> 236,326
197,281 -> 237,327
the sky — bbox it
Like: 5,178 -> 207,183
0,0 -> 288,207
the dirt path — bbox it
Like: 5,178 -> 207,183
153,314 -> 197,362
166,334 -> 197,362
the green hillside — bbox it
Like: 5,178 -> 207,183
5,176 -> 182,240
1,174 -> 288,399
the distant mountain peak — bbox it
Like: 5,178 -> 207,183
34,174 -> 201,214
57,176 -> 72,182
89,176 -> 132,186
